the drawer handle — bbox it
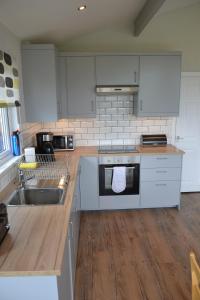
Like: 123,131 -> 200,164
156,157 -> 168,160
156,170 -> 167,174
155,183 -> 167,187
134,71 -> 137,83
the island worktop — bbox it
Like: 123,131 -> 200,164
0,145 -> 184,277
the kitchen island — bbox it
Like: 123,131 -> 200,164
0,145 -> 184,300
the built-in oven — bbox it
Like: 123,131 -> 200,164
99,156 -> 140,196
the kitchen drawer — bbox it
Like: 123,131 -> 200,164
140,181 -> 180,208
141,155 -> 182,169
140,167 -> 181,182
99,195 -> 140,210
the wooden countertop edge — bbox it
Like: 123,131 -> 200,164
0,145 -> 184,277
0,269 -> 61,277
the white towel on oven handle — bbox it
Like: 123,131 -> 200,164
112,166 -> 126,193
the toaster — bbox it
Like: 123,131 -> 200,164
0,203 -> 10,246
53,135 -> 74,151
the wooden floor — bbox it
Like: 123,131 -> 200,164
75,193 -> 200,300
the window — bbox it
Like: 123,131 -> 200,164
0,108 -> 11,162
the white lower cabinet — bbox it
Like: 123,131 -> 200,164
80,157 -> 99,210
140,154 -> 183,208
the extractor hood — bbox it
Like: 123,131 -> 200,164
96,85 -> 138,95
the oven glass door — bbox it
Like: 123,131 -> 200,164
99,164 -> 139,196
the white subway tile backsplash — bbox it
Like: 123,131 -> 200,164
111,139 -> 123,145
137,126 -> 149,133
112,127 -> 123,133
81,121 -> 93,128
106,133 -> 118,140
98,102 -> 112,109
106,120 -> 118,127
94,120 -> 105,127
41,95 -> 176,147
124,127 -> 137,133
69,121 -> 81,128
88,127 -> 100,134
74,127 -> 88,134
76,140 -> 88,146
100,127 -> 111,134
118,120 -> 130,127
81,133 -> 94,140
106,108 -> 118,115
99,115 -> 112,121
112,114 -> 123,121
112,101 -> 123,108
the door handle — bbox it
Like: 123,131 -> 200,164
134,71 -> 137,83
139,100 -> 143,111
176,136 -> 184,140
91,100 -> 95,112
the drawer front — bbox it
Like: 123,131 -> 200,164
141,181 -> 180,208
140,167 -> 181,181
141,155 -> 182,168
99,195 -> 140,210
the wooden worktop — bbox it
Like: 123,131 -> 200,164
0,144 -> 184,277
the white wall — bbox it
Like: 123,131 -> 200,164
0,21 -> 42,191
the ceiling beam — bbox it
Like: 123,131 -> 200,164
134,0 -> 166,36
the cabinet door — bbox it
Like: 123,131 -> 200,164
140,181 -> 180,208
22,46 -> 58,122
137,55 -> 181,116
57,227 -> 74,300
66,57 -> 96,117
96,55 -> 139,85
72,169 -> 81,269
80,157 -> 99,210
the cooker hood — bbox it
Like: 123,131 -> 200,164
96,85 -> 138,95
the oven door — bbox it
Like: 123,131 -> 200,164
99,164 -> 139,196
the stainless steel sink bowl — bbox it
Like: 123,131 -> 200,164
7,187 -> 66,206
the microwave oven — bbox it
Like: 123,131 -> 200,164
52,135 -> 74,151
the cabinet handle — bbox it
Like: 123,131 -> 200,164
156,157 -> 168,160
134,71 -> 137,83
155,183 -> 167,187
156,170 -> 167,174
69,221 -> 73,239
57,102 -> 62,115
176,136 -> 184,141
139,100 -> 143,111
91,100 -> 95,112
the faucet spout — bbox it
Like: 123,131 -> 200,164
19,170 -> 35,188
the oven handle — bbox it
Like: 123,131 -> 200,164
104,166 -> 135,170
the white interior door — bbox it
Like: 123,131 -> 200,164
175,73 -> 200,192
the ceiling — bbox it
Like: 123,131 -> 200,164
0,0 -> 199,45
0,0 -> 146,43
158,0 -> 200,14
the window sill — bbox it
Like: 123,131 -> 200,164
0,156 -> 21,176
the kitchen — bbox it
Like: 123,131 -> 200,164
0,0 -> 200,299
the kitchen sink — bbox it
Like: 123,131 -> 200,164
7,187 -> 66,206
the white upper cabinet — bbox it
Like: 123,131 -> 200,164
22,44 -> 59,122
96,55 -> 139,85
136,55 -> 181,117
